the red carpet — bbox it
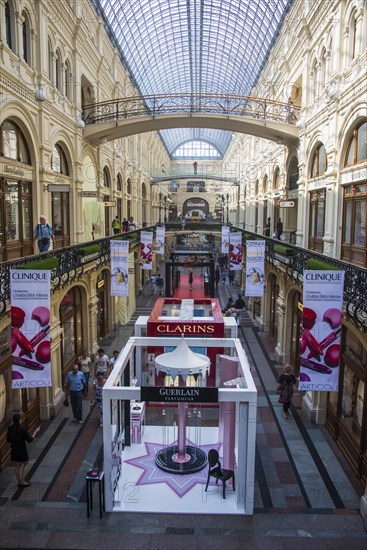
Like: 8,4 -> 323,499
173,273 -> 206,299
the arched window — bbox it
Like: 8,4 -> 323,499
142,182 -> 147,199
320,48 -> 327,89
350,14 -> 357,60
51,143 -> 69,175
263,175 -> 268,194
287,157 -> 299,190
273,166 -> 280,189
48,38 -> 53,81
55,49 -> 62,91
254,179 -> 259,197
5,1 -> 15,52
1,120 -> 31,164
310,143 -> 327,178
103,167 -> 111,187
116,174 -> 122,191
64,59 -> 71,100
345,122 -> 367,167
22,11 -> 31,65
342,122 -> 367,267
127,178 -> 131,195
312,60 -> 319,98
60,287 -> 83,373
0,120 -> 33,259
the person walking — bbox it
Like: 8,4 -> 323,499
111,216 -> 121,235
277,364 -> 298,419
276,217 -> 283,240
109,350 -> 119,371
215,266 -> 221,287
93,372 -> 106,427
150,273 -> 157,294
33,215 -> 54,253
235,294 -> 246,310
264,217 -> 271,237
188,270 -> 193,291
122,218 -> 129,232
94,348 -> 110,378
7,413 -> 40,487
228,270 -> 235,285
128,217 -> 137,231
64,364 -> 87,424
78,351 -> 92,397
156,273 -> 164,296
193,161 -> 198,175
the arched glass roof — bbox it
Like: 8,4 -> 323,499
96,0 -> 293,157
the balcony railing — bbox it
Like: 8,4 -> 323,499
1,222 -> 366,331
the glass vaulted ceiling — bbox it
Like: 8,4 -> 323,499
96,0 -> 293,158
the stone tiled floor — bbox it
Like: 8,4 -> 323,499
0,268 -> 366,548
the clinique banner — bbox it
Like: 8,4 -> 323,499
110,240 -> 129,297
299,270 -> 345,392
10,270 -> 52,388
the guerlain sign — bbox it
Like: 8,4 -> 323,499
141,386 -> 218,403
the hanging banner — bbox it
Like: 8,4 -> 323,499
10,270 -> 51,388
299,270 -> 345,392
229,232 -> 242,271
110,240 -> 129,296
140,231 -> 153,270
221,225 -> 230,253
245,240 -> 265,297
155,226 -> 165,255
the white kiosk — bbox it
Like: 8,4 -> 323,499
102,332 -> 257,515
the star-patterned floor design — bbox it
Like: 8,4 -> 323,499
114,426 -> 243,515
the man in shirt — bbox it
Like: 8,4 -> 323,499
33,215 -> 54,253
94,348 -> 110,378
235,294 -> 246,310
64,364 -> 87,424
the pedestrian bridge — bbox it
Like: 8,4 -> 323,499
82,94 -> 299,145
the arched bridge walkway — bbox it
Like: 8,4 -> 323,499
82,94 -> 299,145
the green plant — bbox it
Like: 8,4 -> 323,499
306,259 -> 342,271
77,244 -> 101,256
274,244 -> 294,256
18,258 -> 59,270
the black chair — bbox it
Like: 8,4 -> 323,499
205,449 -> 235,499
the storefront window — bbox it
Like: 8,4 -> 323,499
308,190 -> 325,252
341,363 -> 363,442
5,182 -> 19,241
341,184 -> 367,266
22,183 -> 32,241
60,288 -> 83,371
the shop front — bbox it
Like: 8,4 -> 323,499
102,334 -> 257,515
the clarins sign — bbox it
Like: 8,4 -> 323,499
141,387 -> 218,403
156,324 -> 215,334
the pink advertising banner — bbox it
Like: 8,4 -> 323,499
140,231 -> 153,270
299,270 -> 345,392
10,270 -> 51,389
229,232 -> 242,270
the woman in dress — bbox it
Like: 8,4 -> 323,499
7,413 -> 40,487
277,364 -> 298,419
93,372 -> 106,427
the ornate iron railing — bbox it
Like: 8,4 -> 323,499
82,93 -> 299,126
1,222 -> 366,331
